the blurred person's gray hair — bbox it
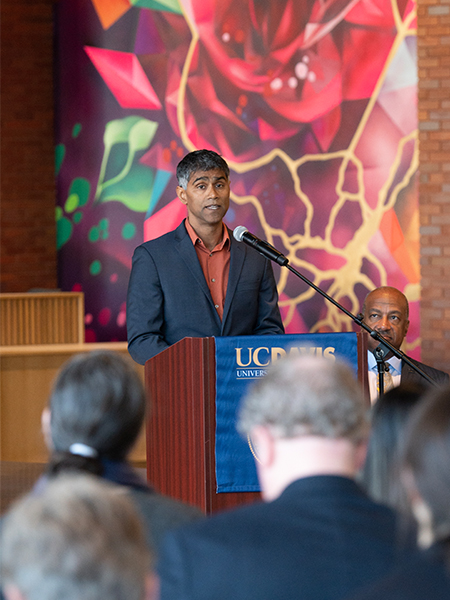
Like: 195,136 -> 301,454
237,354 -> 368,443
0,473 -> 152,600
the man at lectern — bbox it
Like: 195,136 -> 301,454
126,149 -> 284,365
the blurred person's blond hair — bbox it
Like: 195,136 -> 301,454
1,473 -> 156,600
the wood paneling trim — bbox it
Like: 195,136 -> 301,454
0,293 -> 85,345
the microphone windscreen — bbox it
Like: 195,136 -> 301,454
233,225 -> 248,242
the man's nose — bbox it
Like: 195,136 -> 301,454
376,316 -> 390,330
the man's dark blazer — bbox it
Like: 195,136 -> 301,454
401,357 -> 449,389
349,541 -> 450,600
126,221 -> 284,365
157,476 -> 414,600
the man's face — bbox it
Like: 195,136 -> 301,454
363,288 -> 410,352
176,168 -> 230,232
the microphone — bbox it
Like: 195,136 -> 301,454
233,226 -> 288,266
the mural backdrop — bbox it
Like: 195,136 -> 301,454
55,0 -> 420,356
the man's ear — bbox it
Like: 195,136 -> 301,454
176,186 -> 187,205
41,407 -> 53,450
248,425 -> 275,468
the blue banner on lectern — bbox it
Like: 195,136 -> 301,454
215,332 -> 359,493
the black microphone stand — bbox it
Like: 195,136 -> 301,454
253,241 -> 437,388
373,339 -> 392,396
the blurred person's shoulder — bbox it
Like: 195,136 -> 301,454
129,488 -> 204,553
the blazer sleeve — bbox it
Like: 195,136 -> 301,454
126,244 -> 170,365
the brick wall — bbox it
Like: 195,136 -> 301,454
0,0 -> 57,292
417,0 -> 450,372
1,0 -> 449,372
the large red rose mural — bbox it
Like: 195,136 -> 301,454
170,0 -> 413,159
55,0 -> 420,356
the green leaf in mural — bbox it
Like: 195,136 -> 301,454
65,193 -> 79,213
55,144 -> 65,176
96,164 -> 155,212
69,178 -> 91,207
129,119 -> 158,155
95,116 -> 158,207
72,123 -> 82,138
103,116 -> 143,148
131,0 -> 182,15
56,216 -> 73,250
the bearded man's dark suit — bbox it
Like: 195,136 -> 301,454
400,358 -> 449,389
157,476 -> 414,600
126,220 -> 284,365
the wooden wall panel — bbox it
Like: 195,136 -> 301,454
0,343 -> 146,463
1,292 -> 84,346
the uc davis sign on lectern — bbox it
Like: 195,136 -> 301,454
145,332 -> 367,514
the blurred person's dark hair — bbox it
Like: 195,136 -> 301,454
45,350 -> 145,477
361,384 -> 423,513
401,384 -> 450,568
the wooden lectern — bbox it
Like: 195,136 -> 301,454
145,333 -> 368,515
145,337 -> 259,514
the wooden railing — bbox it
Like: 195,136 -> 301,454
0,292 -> 85,346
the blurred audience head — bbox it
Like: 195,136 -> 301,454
361,384 -> 423,511
42,351 -> 145,474
237,354 -> 368,500
0,474 -> 155,600
401,385 -> 450,553
238,353 -> 367,442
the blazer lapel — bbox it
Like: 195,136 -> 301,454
401,360 -> 423,386
222,232 -> 245,330
174,222 -> 221,326
174,226 -> 210,295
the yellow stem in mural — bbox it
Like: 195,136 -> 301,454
176,5 -> 199,153
171,4 -> 418,330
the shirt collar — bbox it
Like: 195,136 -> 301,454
185,218 -> 230,252
367,351 -> 402,375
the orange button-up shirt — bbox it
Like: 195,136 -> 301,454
185,219 -> 230,321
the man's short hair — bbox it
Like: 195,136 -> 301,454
237,354 -> 368,443
176,149 -> 230,189
1,474 -> 152,600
